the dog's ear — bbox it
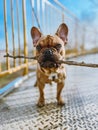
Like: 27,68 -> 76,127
31,27 -> 41,46
56,23 -> 68,44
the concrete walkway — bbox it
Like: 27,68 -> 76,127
0,54 -> 98,130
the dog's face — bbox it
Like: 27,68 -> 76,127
31,23 -> 68,68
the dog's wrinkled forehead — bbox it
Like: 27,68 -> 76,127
37,35 -> 64,47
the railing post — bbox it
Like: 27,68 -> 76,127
94,29 -> 97,47
4,0 -> 10,70
42,0 -> 45,33
74,18 -> 78,51
62,9 -> 64,23
30,0 -> 35,56
16,0 -> 21,65
22,0 -> 28,75
10,0 -> 16,67
81,26 -> 85,51
0,63 -> 1,72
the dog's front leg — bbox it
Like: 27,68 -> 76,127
57,81 -> 65,105
37,82 -> 45,107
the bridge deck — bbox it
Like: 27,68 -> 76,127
0,54 -> 98,130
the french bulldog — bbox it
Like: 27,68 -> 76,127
31,23 -> 68,107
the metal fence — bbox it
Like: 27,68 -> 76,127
0,0 -> 98,77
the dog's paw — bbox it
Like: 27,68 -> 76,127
37,101 -> 45,107
57,99 -> 65,106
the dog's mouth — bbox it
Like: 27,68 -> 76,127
39,61 -> 61,68
38,56 -> 61,68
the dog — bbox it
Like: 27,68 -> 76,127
31,23 -> 68,107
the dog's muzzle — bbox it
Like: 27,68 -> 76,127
39,48 -> 61,68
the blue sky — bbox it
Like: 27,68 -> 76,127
58,0 -> 98,24
59,0 -> 91,18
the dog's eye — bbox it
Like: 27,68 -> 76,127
55,44 -> 62,51
36,45 -> 42,51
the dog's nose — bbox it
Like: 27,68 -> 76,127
44,49 -> 53,56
